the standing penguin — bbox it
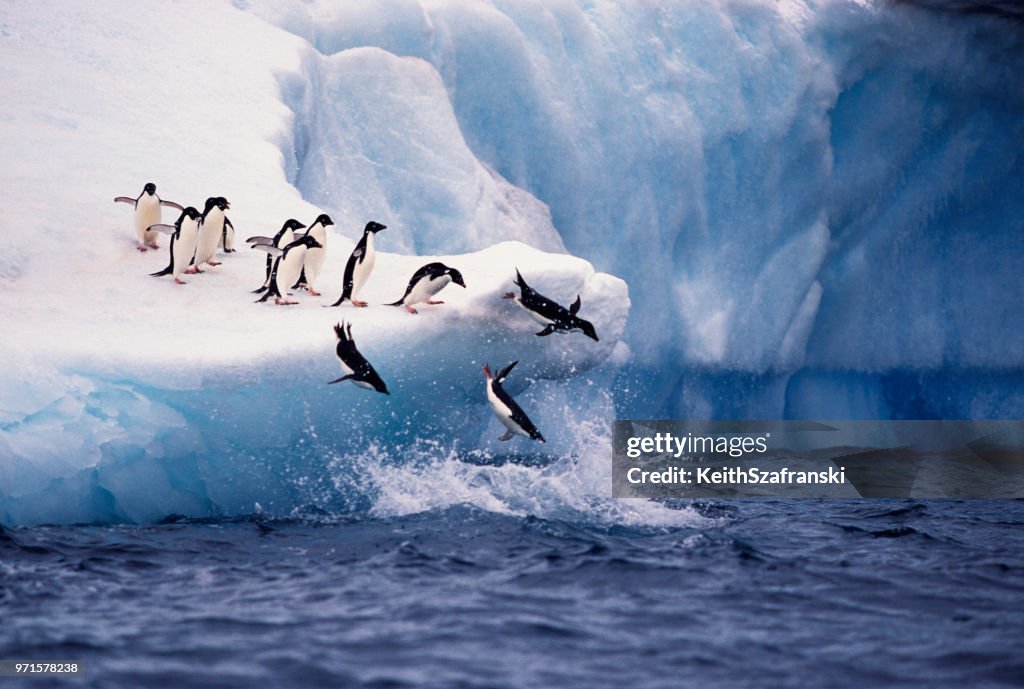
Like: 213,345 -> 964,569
329,221 -> 386,307
292,213 -> 334,296
248,218 -> 306,293
483,361 -> 544,442
504,269 -> 599,341
220,216 -> 236,253
114,182 -> 184,252
148,207 -> 202,285
386,262 -> 466,314
189,196 -> 230,273
251,234 -> 322,305
328,322 -> 389,394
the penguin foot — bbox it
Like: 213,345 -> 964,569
136,244 -> 148,252
427,300 -> 445,305
148,242 -> 160,249
352,300 -> 369,307
174,277 -> 187,285
185,267 -> 202,274
404,305 -> 418,314
208,260 -> 221,266
503,292 -> 516,300
309,289 -> 321,297
275,298 -> 298,306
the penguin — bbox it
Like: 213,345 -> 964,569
189,196 -> 230,273
504,269 -> 599,341
251,234 -> 322,305
248,218 -> 306,293
148,207 -> 202,285
328,221 -> 386,307
114,182 -> 184,252
386,262 -> 466,314
483,361 -> 544,442
328,321 -> 389,394
220,217 -> 236,253
292,213 -> 334,296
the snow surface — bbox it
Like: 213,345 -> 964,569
1,0 -> 1022,524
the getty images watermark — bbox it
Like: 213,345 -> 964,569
612,421 -> 1024,499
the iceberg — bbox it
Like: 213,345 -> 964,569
1,0 -> 1022,524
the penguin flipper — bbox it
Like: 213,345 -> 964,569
246,236 -> 274,245
146,224 -> 177,235
114,196 -> 136,205
327,374 -> 355,385
536,325 -> 556,337
160,200 -> 184,211
496,361 -> 518,383
570,295 -> 582,315
251,244 -> 284,257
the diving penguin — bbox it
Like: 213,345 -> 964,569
292,213 -> 334,296
329,321 -> 389,394
328,221 -> 386,307
504,269 -> 599,341
189,196 -> 230,273
386,262 -> 466,314
114,182 -> 184,252
247,218 -> 306,293
483,361 -> 544,442
251,234 -> 322,305
148,207 -> 202,285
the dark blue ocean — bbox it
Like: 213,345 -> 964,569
2,500 -> 1023,689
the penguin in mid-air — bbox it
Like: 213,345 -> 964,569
189,196 -> 230,273
386,262 -> 466,314
148,207 -> 202,285
251,234 -> 322,305
114,182 -> 184,252
483,361 -> 544,442
247,218 -> 306,293
329,221 -> 386,307
504,269 -> 599,341
329,321 -> 389,394
292,213 -> 334,296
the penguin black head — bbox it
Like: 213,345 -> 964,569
182,206 -> 201,220
204,197 -> 218,211
315,213 -> 334,227
364,221 -> 387,234
143,182 -> 157,195
296,235 -> 323,249
283,218 -> 307,232
217,196 -> 230,210
446,267 -> 467,288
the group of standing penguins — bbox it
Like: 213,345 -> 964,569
115,182 -> 600,444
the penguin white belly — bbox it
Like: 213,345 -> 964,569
486,384 -> 527,437
276,247 -> 308,295
173,220 -> 200,278
195,209 -> 224,266
135,196 -> 161,244
407,275 -> 450,305
304,247 -> 326,287
519,301 -> 555,326
304,224 -> 327,287
351,235 -> 375,299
